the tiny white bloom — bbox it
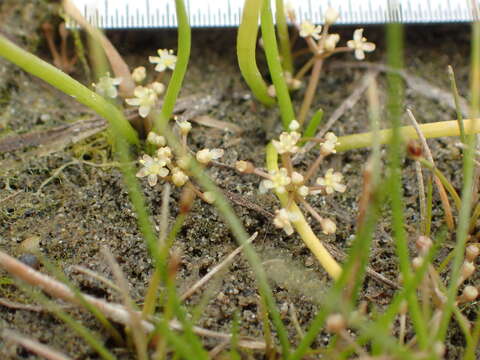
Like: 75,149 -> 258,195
320,218 -> 336,234
131,66 -> 146,83
299,21 -> 322,40
321,132 -> 339,155
150,81 -> 165,95
324,7 -> 339,25
289,120 -> 300,131
176,118 -> 192,135
196,148 -> 224,164
171,167 -> 189,187
273,208 -> 299,235
125,86 -> 157,118
291,171 -> 304,185
324,33 -> 340,52
149,49 -> 177,72
156,146 -> 173,164
147,131 -> 166,146
272,131 -> 301,154
316,168 -> 346,194
93,73 -> 122,98
297,185 -> 310,198
136,154 -> 169,186
261,168 -> 291,194
347,28 -> 376,60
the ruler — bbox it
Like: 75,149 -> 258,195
69,0 -> 480,29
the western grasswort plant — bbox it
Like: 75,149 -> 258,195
1,0 -> 480,359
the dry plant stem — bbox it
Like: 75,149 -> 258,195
303,153 -> 325,183
70,265 -> 121,292
415,162 -> 427,233
180,233 -> 257,301
407,109 -> 455,230
296,70 -> 378,162
62,0 -> 135,96
102,248 -> 148,360
298,58 -> 324,125
2,329 -> 73,360
0,250 -> 267,350
0,298 -> 45,312
289,304 -> 304,339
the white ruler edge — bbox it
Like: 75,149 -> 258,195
68,0 -> 480,29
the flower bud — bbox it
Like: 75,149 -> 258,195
416,235 -> 432,256
203,191 -> 215,204
150,81 -> 165,95
412,256 -> 423,270
235,160 -> 255,174
459,285 -> 478,303
466,244 -> 479,262
320,218 -> 336,235
147,131 -> 166,146
324,7 -> 339,25
132,66 -> 146,83
325,313 -> 346,333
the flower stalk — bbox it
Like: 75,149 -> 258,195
266,143 -> 342,279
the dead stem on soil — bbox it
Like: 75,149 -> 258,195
0,250 -> 267,351
407,109 -> 455,230
2,329 -> 73,360
181,232 -> 257,301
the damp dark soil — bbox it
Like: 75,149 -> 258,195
0,1 -> 479,359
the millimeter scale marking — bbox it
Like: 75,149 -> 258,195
69,0 -> 480,29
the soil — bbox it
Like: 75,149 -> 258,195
0,1 -> 479,359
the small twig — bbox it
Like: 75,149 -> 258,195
0,190 -> 21,204
102,247 -> 149,360
0,250 -> 267,350
407,109 -> 455,230
70,265 -> 121,293
0,298 -> 44,312
415,161 -> 427,234
181,233 -> 257,301
289,303 -> 304,339
294,70 -> 379,163
2,329 -> 73,360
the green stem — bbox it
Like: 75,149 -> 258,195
266,144 -> 342,279
260,0 -> 295,128
275,0 -> 293,73
237,0 -> 275,106
335,119 -> 480,152
0,35 -> 138,145
154,0 -> 191,132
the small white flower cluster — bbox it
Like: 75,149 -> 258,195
236,120 -> 346,237
136,121 -> 224,200
297,8 -> 375,60
92,49 -> 178,119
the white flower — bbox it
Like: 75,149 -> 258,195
150,81 -> 165,95
125,86 -> 157,118
176,119 -> 192,135
347,28 -> 376,60
273,208 -> 299,235
93,73 -> 122,98
324,34 -> 340,51
291,171 -> 304,185
324,7 -> 339,25
320,218 -> 336,234
196,148 -> 224,164
171,167 -> 189,187
297,185 -> 309,198
149,49 -> 177,72
136,154 -> 169,186
299,21 -> 322,40
289,120 -> 300,131
156,146 -> 173,164
260,168 -> 291,194
147,131 -> 166,146
284,73 -> 302,90
321,132 -> 339,155
272,131 -> 301,154
131,66 -> 146,83
316,168 -> 346,194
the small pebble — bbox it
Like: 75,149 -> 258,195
18,253 -> 40,270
